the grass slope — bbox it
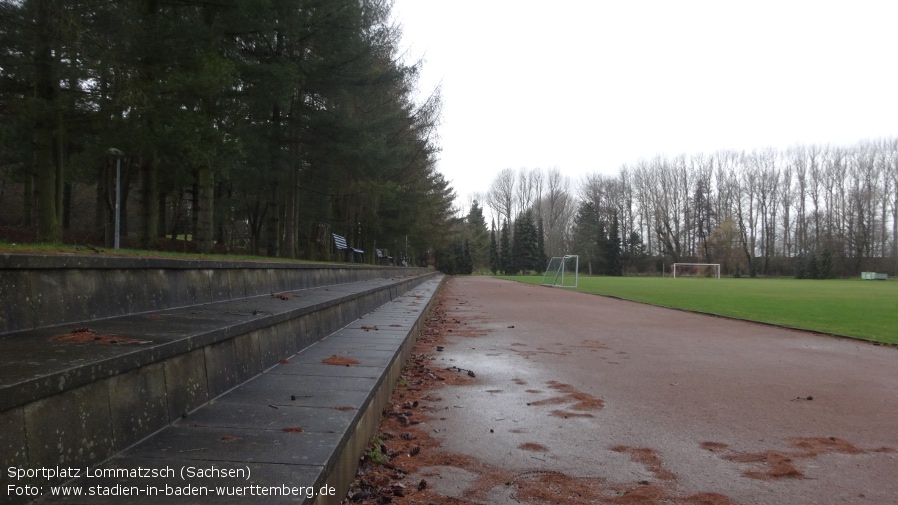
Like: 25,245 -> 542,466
0,242 -> 316,263
508,275 -> 898,344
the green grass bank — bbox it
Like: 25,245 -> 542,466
506,275 -> 898,345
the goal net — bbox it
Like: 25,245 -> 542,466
671,263 -> 721,279
542,255 -> 579,288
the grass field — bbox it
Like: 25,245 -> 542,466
506,275 -> 898,344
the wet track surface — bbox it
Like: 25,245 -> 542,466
410,276 -> 898,505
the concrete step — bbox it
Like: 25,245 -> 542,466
0,253 -> 420,334
0,255 -> 440,504
27,277 -> 443,505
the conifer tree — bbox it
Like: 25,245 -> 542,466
819,249 -> 833,279
536,218 -> 547,273
489,219 -> 499,274
571,201 -> 599,273
605,212 -> 622,276
511,210 -> 539,273
499,218 -> 512,275
462,239 -> 474,274
806,252 -> 819,279
465,200 -> 490,268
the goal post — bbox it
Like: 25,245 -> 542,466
671,263 -> 721,279
542,255 -> 578,288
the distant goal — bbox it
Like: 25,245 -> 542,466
542,255 -> 579,288
671,263 -> 720,279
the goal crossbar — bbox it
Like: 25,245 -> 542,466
671,263 -> 721,279
542,255 -> 578,288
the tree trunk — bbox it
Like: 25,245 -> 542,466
95,163 -> 109,245
196,165 -> 214,253
33,0 -> 61,243
266,182 -> 279,257
140,157 -> 159,249
157,190 -> 167,243
23,168 -> 34,227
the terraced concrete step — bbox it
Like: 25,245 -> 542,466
1,269 -> 439,505
29,276 -> 444,505
0,273 -> 428,411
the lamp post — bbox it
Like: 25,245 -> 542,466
106,148 -> 124,249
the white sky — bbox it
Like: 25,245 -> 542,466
391,0 -> 898,206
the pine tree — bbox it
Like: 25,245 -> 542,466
806,252 -> 819,279
0,0 -> 452,259
595,220 -> 608,276
625,231 -> 647,273
511,210 -> 539,274
819,249 -> 833,279
521,210 -> 539,273
536,218 -> 547,273
794,255 -> 806,279
462,239 -> 474,274
571,201 -> 599,273
510,217 -> 523,274
499,218 -> 512,275
605,212 -> 622,276
489,219 -> 499,274
465,201 -> 490,269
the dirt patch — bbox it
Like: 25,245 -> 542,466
529,381 -> 605,415
712,436 -> 891,480
610,446 -> 676,481
529,396 -> 568,407
518,442 -> 548,452
723,450 -> 803,480
321,355 -> 359,366
679,493 -> 740,505
51,328 -> 150,345
790,436 -> 863,456
514,472 -> 608,505
606,483 -> 668,504
700,441 -> 729,452
550,409 -> 594,419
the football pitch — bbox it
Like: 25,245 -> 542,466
507,275 -> 898,344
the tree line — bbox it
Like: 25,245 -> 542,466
0,0 -> 452,262
471,138 -> 898,277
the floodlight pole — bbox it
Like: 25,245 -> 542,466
106,148 -> 125,249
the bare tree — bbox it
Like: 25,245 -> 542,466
542,168 -> 574,257
486,168 -> 515,228
779,155 -> 793,257
515,168 -> 535,219
476,138 -> 898,277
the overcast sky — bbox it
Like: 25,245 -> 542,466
391,0 -> 898,207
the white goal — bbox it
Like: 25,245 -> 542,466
671,263 -> 721,279
542,255 -> 579,288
